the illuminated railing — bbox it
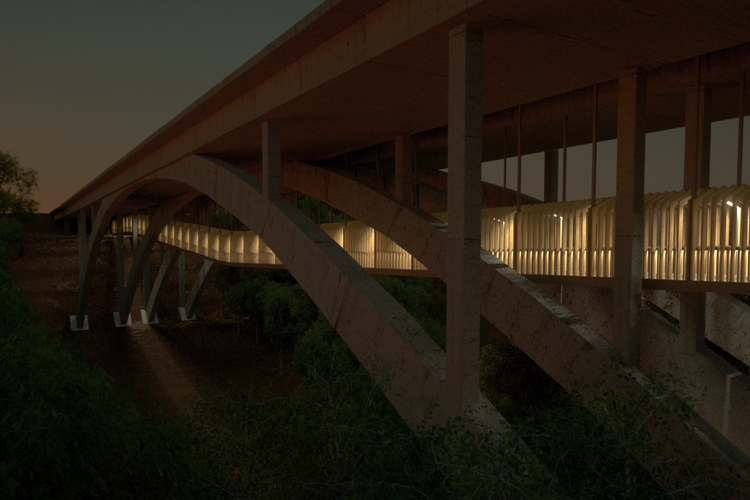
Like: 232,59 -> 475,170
118,217 -> 428,273
117,184 -> 750,282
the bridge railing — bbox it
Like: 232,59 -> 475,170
115,217 -> 429,273
113,184 -> 750,282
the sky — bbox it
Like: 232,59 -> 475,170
1,1 -> 748,212
1,0 -> 321,213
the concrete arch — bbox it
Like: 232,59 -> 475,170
141,154 -> 503,430
117,191 -> 200,321
143,247 -> 178,323
73,183 -> 151,329
279,161 -> 750,482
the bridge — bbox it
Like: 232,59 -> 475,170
52,0 -> 750,487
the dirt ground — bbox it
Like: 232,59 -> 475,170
11,235 -> 301,408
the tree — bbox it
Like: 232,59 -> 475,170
0,150 -> 39,215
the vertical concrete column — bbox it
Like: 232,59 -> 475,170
446,22 -> 483,411
77,209 -> 86,284
142,208 -> 152,308
562,114 -> 568,201
543,149 -> 559,203
262,121 -> 281,200
612,68 -> 647,366
116,215 -> 125,300
178,251 -> 186,309
679,291 -> 706,353
90,204 -> 98,233
737,71 -> 745,185
395,135 -> 414,203
132,212 -> 139,252
681,70 -> 712,353
684,85 -> 712,191
71,209 -> 89,331
113,214 -> 131,327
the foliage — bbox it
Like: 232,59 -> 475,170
514,370 -> 750,499
479,336 -> 558,422
179,367 -> 567,499
295,194 -> 344,224
373,275 -> 447,349
208,207 -> 231,229
0,224 -> 217,498
263,282 -> 318,370
0,217 -> 24,268
0,151 -> 38,216
293,315 -> 360,380
3,237 -> 743,498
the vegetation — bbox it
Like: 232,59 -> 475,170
0,150 -> 39,216
1,225 -> 747,497
295,194 -> 345,224
0,220 -> 214,498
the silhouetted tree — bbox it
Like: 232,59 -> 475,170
0,151 -> 38,216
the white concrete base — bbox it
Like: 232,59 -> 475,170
178,307 -> 196,321
69,315 -> 89,332
113,312 -> 132,328
140,310 -> 158,325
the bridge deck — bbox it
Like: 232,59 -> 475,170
119,182 -> 750,293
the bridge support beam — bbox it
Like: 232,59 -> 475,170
446,22 -> 483,412
395,135 -> 415,204
141,245 -> 177,324
543,149 -> 558,203
142,208 -> 152,311
178,251 -> 186,310
685,82 -> 712,191
113,214 -> 132,327
613,67 -> 646,366
681,67 -> 712,353
70,208 -> 89,331
180,259 -> 216,321
263,121 -> 281,200
115,193 -> 199,327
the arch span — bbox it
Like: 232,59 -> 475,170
117,191 -> 200,321
73,183 -> 151,329
140,154 -> 503,431
279,161 -> 750,481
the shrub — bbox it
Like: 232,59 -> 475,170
0,217 -> 24,269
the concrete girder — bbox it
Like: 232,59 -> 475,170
142,246 -> 178,324
116,191 -> 200,325
181,259 -> 216,321
140,154 -> 505,432
72,186 -> 145,330
278,160 -> 750,486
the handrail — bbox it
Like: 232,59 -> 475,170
115,184 -> 750,283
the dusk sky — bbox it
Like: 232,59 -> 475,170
2,1 -> 748,213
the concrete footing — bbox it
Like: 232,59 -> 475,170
178,307 -> 196,321
113,311 -> 132,328
140,309 -> 158,325
69,314 -> 89,332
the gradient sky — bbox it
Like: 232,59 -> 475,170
2,1 -> 748,212
1,0 -> 321,213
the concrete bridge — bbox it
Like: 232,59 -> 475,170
52,0 -> 750,486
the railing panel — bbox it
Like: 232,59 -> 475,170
108,185 -> 750,282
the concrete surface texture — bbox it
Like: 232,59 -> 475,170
51,0 -> 750,485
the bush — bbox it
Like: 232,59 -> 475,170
0,217 -> 24,269
293,315 -> 359,380
180,367 -> 565,499
0,266 -> 214,498
479,337 -> 558,422
263,282 -> 317,371
374,275 -> 446,349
